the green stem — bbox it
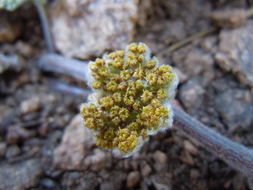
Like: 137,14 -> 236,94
32,0 -> 54,53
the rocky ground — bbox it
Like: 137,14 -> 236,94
0,0 -> 253,190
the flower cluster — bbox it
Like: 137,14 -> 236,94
80,42 -> 178,156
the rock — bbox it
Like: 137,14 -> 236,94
20,97 -> 41,115
54,114 -> 92,170
201,36 -> 218,54
183,49 -> 214,77
153,150 -> 168,172
62,171 -> 98,190
145,0 -> 211,37
214,89 -> 253,132
84,149 -> 111,171
173,68 -> 188,83
136,0 -> 152,27
50,0 -> 138,59
0,159 -> 42,190
180,152 -> 194,165
0,105 -> 11,124
39,122 -> 49,137
140,180 -> 149,190
5,145 -> 21,158
172,48 -> 215,81
150,20 -> 186,44
100,171 -> 126,190
7,125 -> 35,144
0,142 -> 6,156
151,174 -> 172,190
153,150 -> 167,164
190,169 -> 200,179
100,183 -> 117,190
183,140 -> 198,155
0,16 -> 22,43
216,21 -> 253,88
127,171 -> 141,188
129,160 -> 139,171
15,41 -> 33,57
0,54 -> 20,74
165,20 -> 186,41
210,9 -> 247,28
40,178 -> 57,190
211,77 -> 238,92
179,79 -> 205,109
141,162 -> 152,177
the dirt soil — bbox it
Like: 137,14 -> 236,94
0,0 -> 253,190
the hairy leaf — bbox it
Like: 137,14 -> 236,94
0,0 -> 29,11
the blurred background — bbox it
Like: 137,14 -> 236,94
0,0 -> 253,189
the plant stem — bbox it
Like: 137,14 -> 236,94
38,53 -> 88,81
173,107 -> 253,179
48,79 -> 90,98
32,0 -> 54,53
38,53 -> 253,179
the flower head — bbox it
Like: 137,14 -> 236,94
80,42 -> 178,156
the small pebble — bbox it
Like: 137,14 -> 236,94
190,169 -> 200,179
7,125 -> 35,144
141,163 -> 152,177
153,150 -> 167,164
5,145 -> 21,158
183,140 -> 198,155
127,171 -> 141,188
84,149 -> 111,171
174,67 -> 188,83
151,174 -> 172,190
0,142 -> 7,156
16,41 -> 33,57
180,152 -> 194,165
0,159 -> 42,190
39,122 -> 49,136
130,160 -> 139,170
20,97 -> 41,115
40,178 -> 57,189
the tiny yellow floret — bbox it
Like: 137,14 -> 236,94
81,42 -> 178,156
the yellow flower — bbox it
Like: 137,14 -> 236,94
81,42 -> 178,156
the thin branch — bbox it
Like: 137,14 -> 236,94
38,53 -> 253,179
173,107 -> 253,179
32,0 -> 54,53
48,79 -> 90,98
38,53 -> 88,82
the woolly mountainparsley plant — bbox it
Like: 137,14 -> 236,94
0,0 -> 45,11
80,42 -> 178,156
0,0 -> 27,10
